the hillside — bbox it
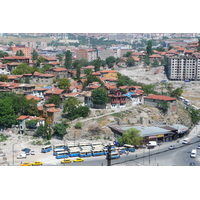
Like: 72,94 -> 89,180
65,103 -> 192,141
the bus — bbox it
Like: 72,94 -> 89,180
92,149 -> 105,156
56,151 -> 69,159
53,148 -> 66,156
111,151 -> 120,159
79,149 -> 92,157
68,147 -> 80,157
53,144 -> 66,150
124,144 -> 135,152
41,145 -> 52,153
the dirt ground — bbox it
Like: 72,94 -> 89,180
118,66 -> 200,108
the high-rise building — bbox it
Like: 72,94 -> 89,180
167,56 -> 200,81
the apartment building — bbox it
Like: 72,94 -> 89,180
167,56 -> 200,81
76,49 -> 97,62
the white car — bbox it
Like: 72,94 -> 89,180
17,154 -> 27,159
168,145 -> 175,150
30,151 -> 35,155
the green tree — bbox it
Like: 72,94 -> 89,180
11,63 -> 34,75
118,128 -> 143,146
0,74 -> 9,82
123,52 -> 132,57
45,95 -> 62,108
170,88 -> 183,99
105,56 -> 116,68
36,56 -> 46,67
64,50 -> 72,69
84,68 -> 93,75
69,106 -> 90,120
53,121 -> 69,139
92,87 -> 108,105
57,78 -> 70,91
16,50 -> 24,56
0,51 -> 9,58
82,74 -> 104,89
74,122 -> 82,129
146,40 -> 153,57
76,66 -> 81,79
152,59 -> 159,67
186,106 -> 200,125
157,100 -> 170,113
32,49 -> 38,61
126,57 -> 135,67
35,122 -> 52,140
0,97 -> 17,128
63,97 -> 81,114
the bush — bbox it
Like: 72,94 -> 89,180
74,122 -> 82,129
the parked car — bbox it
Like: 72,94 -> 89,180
21,148 -> 31,152
17,154 -> 27,159
168,145 -> 176,150
32,161 -> 43,166
20,162 -> 31,166
73,158 -> 84,162
190,149 -> 197,158
189,162 -> 196,166
30,151 -> 35,155
61,159 -> 72,164
197,145 -> 200,149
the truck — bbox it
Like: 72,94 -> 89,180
146,141 -> 157,148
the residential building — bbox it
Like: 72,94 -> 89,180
17,115 -> 45,134
76,49 -> 97,62
144,95 -> 177,113
38,104 -> 61,125
167,56 -> 200,81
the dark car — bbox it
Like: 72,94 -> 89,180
189,162 -> 196,166
21,148 -> 31,152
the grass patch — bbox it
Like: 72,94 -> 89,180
0,134 -> 9,142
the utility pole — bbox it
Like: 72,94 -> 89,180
106,144 -> 112,166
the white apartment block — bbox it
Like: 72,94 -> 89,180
168,56 -> 200,81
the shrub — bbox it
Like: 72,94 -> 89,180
74,122 -> 82,129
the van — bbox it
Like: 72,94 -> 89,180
147,141 -> 157,148
190,149 -> 197,158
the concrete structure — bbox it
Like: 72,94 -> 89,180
76,49 -> 97,62
167,56 -> 200,81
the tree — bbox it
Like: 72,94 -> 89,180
53,122 -> 69,139
126,57 -> 135,67
57,78 -> 70,91
0,51 -> 9,58
186,106 -> 200,125
32,49 -> 38,61
170,88 -> 183,99
76,66 -> 81,79
63,97 -> 81,114
69,106 -> 90,120
0,74 -> 9,82
84,69 -> 93,75
83,74 -> 104,89
123,52 -> 132,57
45,95 -> 62,108
157,100 -> 170,113
11,63 -> 34,75
105,56 -> 116,68
146,40 -> 153,57
118,128 -> 143,146
92,87 -> 108,105
0,97 -> 17,128
35,122 -> 52,140
56,54 -> 64,62
152,59 -> 159,67
36,56 -> 46,67
16,50 -> 24,56
64,50 -> 72,69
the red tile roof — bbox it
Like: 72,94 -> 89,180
144,95 -> 176,101
26,95 -> 42,101
52,67 -> 67,72
17,115 -> 29,120
100,70 -> 117,73
48,108 -> 60,112
44,104 -> 55,107
45,87 -> 64,94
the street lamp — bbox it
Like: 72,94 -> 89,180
12,143 -> 16,166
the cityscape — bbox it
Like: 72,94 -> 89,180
0,33 -> 200,167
